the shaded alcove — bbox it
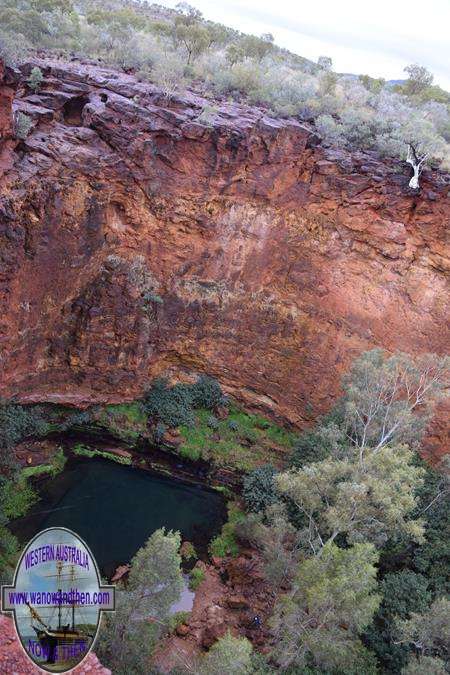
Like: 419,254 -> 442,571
63,95 -> 90,126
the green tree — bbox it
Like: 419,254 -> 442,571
226,42 -> 246,66
204,21 -> 230,50
276,444 -> 425,553
341,349 -> 449,452
176,2 -> 203,22
171,2 -> 209,64
403,64 -> 434,97
396,597 -> 450,661
85,7 -> 146,51
243,464 -> 278,513
359,74 -> 386,93
402,655 -> 447,674
175,22 -> 210,63
240,33 -> 274,61
412,461 -> 450,596
0,0 -> 74,44
271,543 -> 380,671
364,571 -> 432,673
197,632 -> 254,675
289,417 -> 348,468
96,528 -> 183,674
238,503 -> 303,588
317,55 -> 332,70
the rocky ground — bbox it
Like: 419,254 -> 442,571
154,549 -> 275,672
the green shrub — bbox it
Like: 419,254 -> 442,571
154,422 -> 167,443
144,376 -> 224,429
209,503 -> 245,558
289,419 -> 347,468
61,410 -> 92,431
142,290 -> 163,309
181,541 -> 197,560
144,378 -> 195,428
167,610 -> 190,632
0,29 -> 28,66
14,112 -> 32,139
0,403 -> 50,450
196,104 -> 218,126
0,524 -> 19,585
207,415 -> 219,430
27,66 -> 43,90
1,475 -> 38,519
189,566 -> 205,590
243,464 -> 278,513
190,375 -> 224,409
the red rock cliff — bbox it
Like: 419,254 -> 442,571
0,58 -> 448,457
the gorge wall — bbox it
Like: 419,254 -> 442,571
1,58 -> 449,458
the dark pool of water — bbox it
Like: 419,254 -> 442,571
11,457 -> 226,577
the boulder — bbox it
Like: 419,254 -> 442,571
227,595 -> 250,610
175,623 -> 189,637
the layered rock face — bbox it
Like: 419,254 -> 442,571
0,58 -> 449,457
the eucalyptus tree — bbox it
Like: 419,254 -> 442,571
271,543 -> 380,672
96,528 -> 183,674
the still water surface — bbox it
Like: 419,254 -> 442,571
11,457 -> 226,577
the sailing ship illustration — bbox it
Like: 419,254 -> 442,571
25,559 -> 94,666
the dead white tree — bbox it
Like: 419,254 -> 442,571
406,143 -> 428,189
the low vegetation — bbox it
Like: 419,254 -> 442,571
90,402 -> 148,443
167,610 -> 190,633
13,112 -> 33,139
0,1 -> 449,168
178,406 -> 295,470
188,565 -> 205,590
209,502 -> 245,558
144,375 -> 224,429
22,447 -> 67,479
1,475 -> 38,521
73,443 -> 132,465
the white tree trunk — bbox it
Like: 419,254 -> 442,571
406,144 -> 427,190
408,168 -> 420,189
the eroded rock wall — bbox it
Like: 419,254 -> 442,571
0,58 -> 448,458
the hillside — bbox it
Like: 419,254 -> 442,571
0,0 -> 449,168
